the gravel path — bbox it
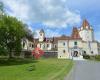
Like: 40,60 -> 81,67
64,60 -> 100,80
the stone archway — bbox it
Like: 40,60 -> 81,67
73,51 -> 78,57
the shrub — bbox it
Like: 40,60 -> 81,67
32,47 -> 44,59
83,54 -> 90,59
95,55 -> 100,61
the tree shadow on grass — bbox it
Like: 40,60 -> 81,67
0,58 -> 38,66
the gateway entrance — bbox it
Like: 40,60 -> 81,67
73,51 -> 78,57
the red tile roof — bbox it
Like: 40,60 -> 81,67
71,27 -> 81,39
82,19 -> 90,29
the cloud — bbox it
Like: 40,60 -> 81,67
45,29 -> 61,37
1,0 -> 30,21
34,29 -> 60,38
1,0 -> 81,28
34,30 -> 40,38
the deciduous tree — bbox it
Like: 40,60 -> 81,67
0,15 -> 26,58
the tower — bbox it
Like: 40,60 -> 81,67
79,19 -> 94,42
39,29 -> 45,42
71,27 -> 80,39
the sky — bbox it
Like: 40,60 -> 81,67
0,0 -> 100,41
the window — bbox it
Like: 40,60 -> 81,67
74,41 -> 77,45
23,42 -> 25,47
40,33 -> 42,36
91,51 -> 93,54
43,45 -> 45,48
55,45 -> 57,48
40,44 -> 41,48
83,51 -> 86,55
47,44 -> 49,47
63,50 -> 66,53
63,42 -> 65,46
32,44 -> 34,48
29,43 -> 31,47
82,51 -> 86,55
84,51 -> 86,54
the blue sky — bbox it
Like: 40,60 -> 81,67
1,0 -> 100,41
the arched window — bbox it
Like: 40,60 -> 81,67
23,42 -> 25,48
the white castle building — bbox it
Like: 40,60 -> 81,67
34,19 -> 100,59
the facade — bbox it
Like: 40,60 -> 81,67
21,37 -> 34,58
34,19 -> 100,59
22,37 -> 34,51
58,19 -> 100,59
36,29 -> 57,51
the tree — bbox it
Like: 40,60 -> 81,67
0,15 -> 26,58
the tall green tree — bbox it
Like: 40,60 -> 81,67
0,15 -> 26,58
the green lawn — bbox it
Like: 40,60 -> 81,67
0,58 -> 73,80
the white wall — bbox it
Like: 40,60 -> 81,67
82,42 -> 98,55
58,40 -> 69,59
69,40 -> 82,48
37,42 -> 53,51
79,29 -> 94,42
90,42 -> 98,55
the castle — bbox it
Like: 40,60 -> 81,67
22,19 -> 100,59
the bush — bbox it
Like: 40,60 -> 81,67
95,55 -> 100,61
83,54 -> 90,59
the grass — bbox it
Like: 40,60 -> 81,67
0,58 -> 73,80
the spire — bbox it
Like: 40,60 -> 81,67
82,19 -> 90,29
39,29 -> 44,33
71,27 -> 80,39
